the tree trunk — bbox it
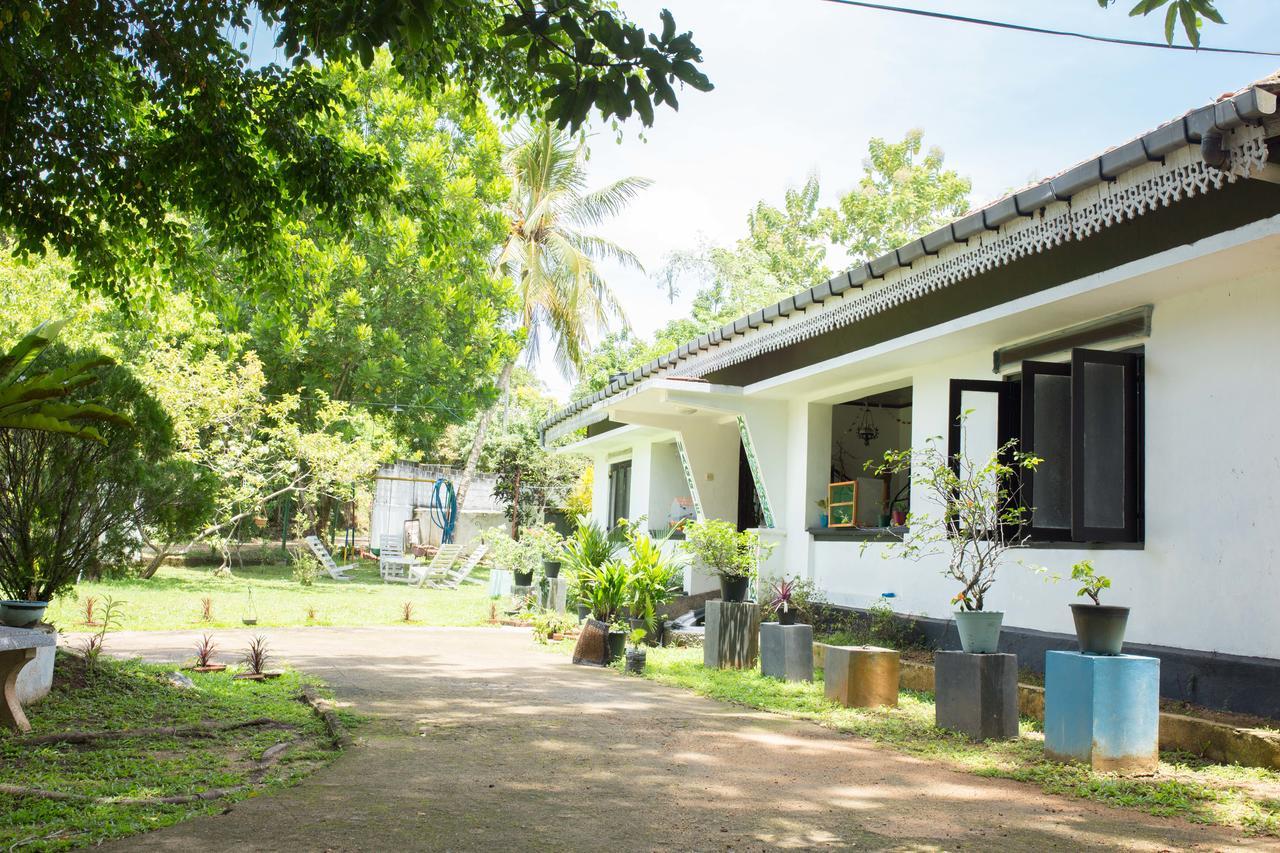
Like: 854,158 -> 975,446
455,359 -> 515,511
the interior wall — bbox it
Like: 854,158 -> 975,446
829,403 -> 913,523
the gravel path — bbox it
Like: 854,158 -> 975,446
75,626 -> 1265,851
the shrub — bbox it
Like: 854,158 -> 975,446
0,345 -> 206,601
290,549 -> 321,586
682,518 -> 764,580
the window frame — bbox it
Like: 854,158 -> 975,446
1020,360 -> 1073,542
607,459 -> 632,528
949,346 -> 1144,546
1069,348 -> 1142,544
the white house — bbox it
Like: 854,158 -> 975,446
542,72 -> 1280,716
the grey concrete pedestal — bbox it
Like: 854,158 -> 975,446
540,577 -> 568,612
704,601 -> 760,669
760,623 -> 813,682
935,651 -> 1019,741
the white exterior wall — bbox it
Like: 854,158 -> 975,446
810,268 -> 1280,660
562,217 -> 1280,660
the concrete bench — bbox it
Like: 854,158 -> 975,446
2,627 -> 57,732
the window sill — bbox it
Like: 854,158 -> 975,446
808,526 -> 908,543
1016,540 -> 1145,551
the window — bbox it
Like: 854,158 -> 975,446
606,460 -> 631,528
949,347 -> 1142,544
827,386 -> 913,529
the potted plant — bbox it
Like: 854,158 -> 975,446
815,499 -> 829,529
624,628 -> 647,674
189,634 -> 227,673
235,635 -> 270,681
0,599 -> 48,628
578,559 -> 631,661
869,432 -> 1039,654
523,523 -> 565,580
1068,560 -> 1129,655
768,578 -> 800,625
682,518 -> 766,603
621,522 -> 684,645
562,516 -> 621,621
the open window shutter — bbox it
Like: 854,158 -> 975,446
947,379 -> 1018,471
1021,361 -> 1073,541
1071,348 -> 1140,542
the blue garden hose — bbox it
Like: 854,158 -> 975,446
430,478 -> 458,544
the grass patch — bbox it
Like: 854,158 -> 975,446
45,560 -> 494,632
631,647 -> 1280,836
0,652 -> 353,851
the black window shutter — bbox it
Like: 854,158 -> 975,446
947,379 -> 1018,471
1021,361 -> 1073,541
1071,348 -> 1141,542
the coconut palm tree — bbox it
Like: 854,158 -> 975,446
454,122 -> 650,510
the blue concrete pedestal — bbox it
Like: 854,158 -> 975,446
1044,651 -> 1160,773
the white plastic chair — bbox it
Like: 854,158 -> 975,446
379,534 -> 420,581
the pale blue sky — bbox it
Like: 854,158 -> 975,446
544,0 -> 1280,398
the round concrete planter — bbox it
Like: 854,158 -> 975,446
1070,604 -> 1130,655
719,575 -> 750,602
954,610 -> 1003,654
0,600 -> 48,628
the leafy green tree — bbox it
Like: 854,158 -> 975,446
1098,0 -> 1225,47
0,347 -> 200,600
832,131 -> 971,264
663,175 -> 835,331
0,1 -> 710,297
456,121 -> 647,506
217,55 -> 521,458
440,369 -> 585,536
586,135 -> 971,393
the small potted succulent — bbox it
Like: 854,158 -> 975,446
1068,561 -> 1129,655
681,518 -> 767,603
768,578 -> 800,625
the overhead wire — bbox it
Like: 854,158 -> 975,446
816,0 -> 1280,57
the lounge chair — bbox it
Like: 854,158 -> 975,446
428,544 -> 489,590
304,536 -> 355,581
404,543 -> 463,588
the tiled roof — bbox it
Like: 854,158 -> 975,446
542,72 -> 1280,436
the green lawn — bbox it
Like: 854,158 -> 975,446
0,652 -> 351,851
620,646 -> 1280,836
45,559 -> 495,632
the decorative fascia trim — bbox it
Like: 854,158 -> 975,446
670,130 -> 1269,380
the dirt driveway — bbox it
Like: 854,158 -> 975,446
79,626 -> 1264,851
